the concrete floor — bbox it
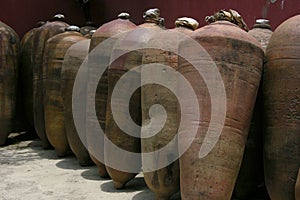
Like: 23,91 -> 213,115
0,132 -> 155,200
0,132 -> 269,200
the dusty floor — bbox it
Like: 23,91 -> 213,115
0,132 -> 269,200
0,132 -> 155,200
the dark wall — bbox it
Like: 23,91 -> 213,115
0,0 -> 105,37
0,0 -> 299,38
102,0 -> 300,30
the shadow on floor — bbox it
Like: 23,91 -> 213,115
55,156 -> 93,170
131,189 -> 155,200
100,177 -> 148,193
4,131 -> 38,146
81,167 -> 109,181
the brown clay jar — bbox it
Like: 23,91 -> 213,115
61,38 -> 93,165
43,26 -> 86,157
0,21 -> 20,145
32,14 -> 69,149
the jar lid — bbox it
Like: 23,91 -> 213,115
143,8 -> 160,20
175,17 -> 199,30
143,8 -> 164,27
205,9 -> 249,32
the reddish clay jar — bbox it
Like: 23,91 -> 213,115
234,19 -> 273,199
263,14 -> 300,200
87,13 -> 136,178
178,18 -> 263,199
141,16 -> 198,200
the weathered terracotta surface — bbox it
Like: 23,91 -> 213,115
32,19 -> 69,149
43,30 -> 85,157
61,39 -> 92,165
263,14 -> 300,200
234,20 -> 272,199
141,19 -> 196,199
87,15 -> 136,178
178,20 -> 263,199
0,21 -> 20,145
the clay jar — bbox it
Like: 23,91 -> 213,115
263,14 -> 300,200
32,14 -> 69,149
141,16 -> 198,200
61,38 -> 93,165
87,13 -> 136,178
234,19 -> 273,199
43,26 -> 86,157
0,21 -> 20,145
19,21 -> 46,130
178,11 -> 263,199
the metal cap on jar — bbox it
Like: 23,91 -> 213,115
53,14 -> 65,21
175,17 -> 199,30
118,12 -> 130,20
65,25 -> 81,32
253,19 -> 271,29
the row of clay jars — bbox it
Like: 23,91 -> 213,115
85,9 -> 264,200
263,14 -> 300,200
234,19 -> 273,199
0,21 -> 20,145
31,9 -> 268,200
178,13 -> 264,199
19,16 -> 95,145
101,10 -> 194,193
43,26 -> 86,157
